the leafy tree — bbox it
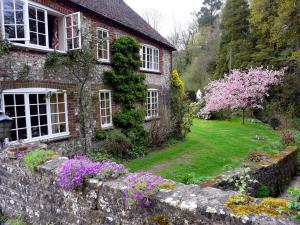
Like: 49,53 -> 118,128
249,0 -> 285,67
215,0 -> 253,78
202,67 -> 285,124
197,0 -> 223,27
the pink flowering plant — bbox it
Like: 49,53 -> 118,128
57,155 -> 101,190
123,172 -> 174,207
202,67 -> 285,123
97,160 -> 128,180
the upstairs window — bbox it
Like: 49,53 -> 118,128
2,0 -> 28,40
1,0 -> 81,51
141,45 -> 159,72
65,12 -> 81,50
97,28 -> 110,62
28,6 -> 47,47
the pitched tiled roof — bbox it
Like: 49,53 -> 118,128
68,0 -> 176,50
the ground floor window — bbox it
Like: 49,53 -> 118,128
99,90 -> 112,128
146,89 -> 159,119
1,88 -> 69,142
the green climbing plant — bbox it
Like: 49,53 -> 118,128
104,36 -> 147,157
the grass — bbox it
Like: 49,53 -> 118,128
23,149 -> 57,172
126,118 -> 279,183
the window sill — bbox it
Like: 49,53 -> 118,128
7,132 -> 71,146
140,69 -> 161,75
101,125 -> 114,130
145,117 -> 160,122
97,59 -> 111,65
11,42 -> 67,54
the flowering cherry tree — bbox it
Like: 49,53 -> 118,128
202,67 -> 285,123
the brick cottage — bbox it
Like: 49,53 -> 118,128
0,0 -> 175,145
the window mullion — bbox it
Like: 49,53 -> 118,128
46,95 -> 52,136
24,93 -> 32,140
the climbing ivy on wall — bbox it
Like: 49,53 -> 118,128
104,36 -> 147,154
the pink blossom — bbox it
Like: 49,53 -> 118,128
202,67 -> 285,114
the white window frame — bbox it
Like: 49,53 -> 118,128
141,44 -> 160,72
146,89 -> 159,120
0,0 -> 81,52
27,5 -> 49,49
1,88 -> 69,144
65,12 -> 81,51
1,0 -> 29,41
96,27 -> 110,63
99,90 -> 113,129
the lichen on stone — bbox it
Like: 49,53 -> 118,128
151,214 -> 171,225
225,194 -> 289,217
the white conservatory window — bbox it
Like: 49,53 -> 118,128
146,89 -> 159,119
99,90 -> 112,128
97,28 -> 110,62
141,44 -> 159,72
1,88 -> 69,143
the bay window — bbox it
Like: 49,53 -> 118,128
1,88 -> 69,143
1,0 -> 81,51
141,44 -> 159,72
99,90 -> 112,128
146,89 -> 159,119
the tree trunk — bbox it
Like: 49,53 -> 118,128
242,109 -> 245,125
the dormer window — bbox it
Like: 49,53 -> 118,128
0,0 -> 81,52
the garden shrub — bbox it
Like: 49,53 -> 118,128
269,116 -> 281,130
57,155 -> 100,190
94,130 -> 109,142
170,70 -> 193,139
258,141 -> 284,154
23,149 -> 56,172
101,129 -> 133,158
123,172 -> 174,207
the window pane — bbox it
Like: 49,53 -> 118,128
37,10 -> 45,21
38,34 -> 46,46
15,94 -> 24,105
3,0 -> 13,10
38,22 -> 46,34
30,32 -> 37,44
40,115 -> 47,125
16,11 -> 24,24
31,127 -> 40,138
15,0 -> 24,11
4,11 -> 15,24
18,129 -> 27,139
39,105 -> 46,114
41,126 -> 48,136
16,25 -> 25,38
31,116 -> 39,126
16,106 -> 25,117
29,8 -> 36,19
5,25 -> 16,39
29,94 -> 37,104
4,94 -> 14,105
5,107 -> 15,117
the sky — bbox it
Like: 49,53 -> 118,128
124,0 -> 202,38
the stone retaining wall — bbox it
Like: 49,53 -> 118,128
0,152 -> 298,225
203,146 -> 298,197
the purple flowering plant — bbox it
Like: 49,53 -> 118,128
123,172 -> 174,207
57,155 -> 101,190
97,160 -> 128,180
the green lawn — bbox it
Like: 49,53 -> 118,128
126,118 -> 279,182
